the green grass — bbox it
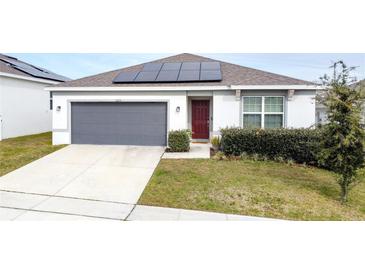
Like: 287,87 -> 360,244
139,159 -> 365,220
0,132 -> 66,176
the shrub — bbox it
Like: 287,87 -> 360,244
220,127 -> 323,165
212,151 -> 226,160
168,130 -> 191,152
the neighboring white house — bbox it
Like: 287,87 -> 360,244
47,53 -> 320,146
0,54 -> 69,140
315,80 -> 365,126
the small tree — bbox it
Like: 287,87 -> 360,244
318,61 -> 365,203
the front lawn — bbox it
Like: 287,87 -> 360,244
0,132 -> 66,176
139,159 -> 365,220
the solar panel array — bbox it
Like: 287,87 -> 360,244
113,61 -> 222,83
0,56 -> 69,82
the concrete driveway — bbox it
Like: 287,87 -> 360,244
0,145 -> 164,220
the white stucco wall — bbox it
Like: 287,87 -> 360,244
51,89 -> 317,145
0,76 -> 52,140
212,89 -> 316,133
212,90 -> 240,133
286,90 -> 316,128
52,91 -> 188,145
316,105 -> 365,126
315,106 -> 328,125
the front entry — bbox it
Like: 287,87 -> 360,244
192,100 -> 210,139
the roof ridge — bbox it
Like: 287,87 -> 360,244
54,53 -> 229,86
226,62 -> 315,85
159,53 -> 314,85
53,53 -> 316,88
54,54 -> 180,86
189,54 -> 315,85
149,53 -> 314,85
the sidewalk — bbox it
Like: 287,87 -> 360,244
127,205 -> 280,221
1,202 -> 280,221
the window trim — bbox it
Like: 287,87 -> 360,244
242,96 -> 285,128
50,92 -> 53,110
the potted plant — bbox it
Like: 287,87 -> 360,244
211,136 -> 221,152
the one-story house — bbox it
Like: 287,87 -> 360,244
47,53 -> 320,146
0,54 -> 69,140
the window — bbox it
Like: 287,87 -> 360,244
50,92 -> 53,110
243,97 -> 262,128
242,96 -> 284,128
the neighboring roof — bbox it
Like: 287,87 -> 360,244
355,79 -> 365,89
54,53 -> 314,88
0,54 -> 70,82
348,79 -> 365,93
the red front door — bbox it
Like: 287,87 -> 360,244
192,100 -> 210,139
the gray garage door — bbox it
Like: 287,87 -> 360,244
71,102 -> 167,146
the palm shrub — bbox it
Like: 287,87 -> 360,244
317,61 -> 365,203
210,136 -> 221,151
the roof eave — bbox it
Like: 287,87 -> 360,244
46,84 -> 322,92
0,72 -> 62,85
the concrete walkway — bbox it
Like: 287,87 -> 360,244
162,143 -> 211,159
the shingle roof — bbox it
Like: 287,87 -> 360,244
0,54 -> 69,82
0,55 -> 30,77
356,79 -> 365,88
55,53 -> 314,88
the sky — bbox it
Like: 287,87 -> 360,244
7,53 -> 365,83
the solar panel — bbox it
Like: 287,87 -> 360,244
155,70 -> 180,82
111,61 -> 222,83
0,57 -> 69,82
0,58 -> 29,69
134,71 -> 159,82
40,72 -> 69,82
178,70 -> 200,82
161,62 -> 181,71
201,61 -> 220,70
200,70 -> 222,81
181,62 -> 200,70
113,71 -> 139,83
0,54 -> 17,60
13,66 -> 46,78
12,66 -> 68,82
142,63 -> 163,71
31,66 -> 69,81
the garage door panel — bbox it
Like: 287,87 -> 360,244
71,102 -> 167,146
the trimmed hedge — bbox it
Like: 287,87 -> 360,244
168,130 -> 191,152
221,128 -> 323,165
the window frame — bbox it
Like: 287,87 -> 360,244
50,92 -> 53,110
242,96 -> 285,129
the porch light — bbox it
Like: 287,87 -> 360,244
56,106 -> 61,111
176,106 -> 180,112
